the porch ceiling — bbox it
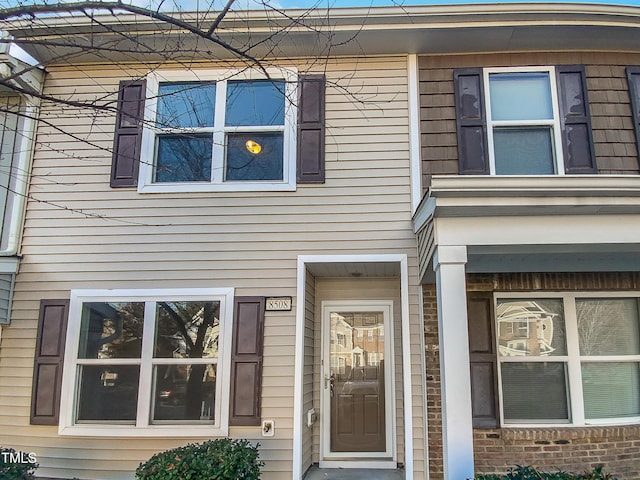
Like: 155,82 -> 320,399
305,261 -> 400,279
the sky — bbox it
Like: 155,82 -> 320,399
1,0 -> 639,10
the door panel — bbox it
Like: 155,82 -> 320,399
328,310 -> 386,453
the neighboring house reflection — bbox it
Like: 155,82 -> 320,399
497,301 -> 556,357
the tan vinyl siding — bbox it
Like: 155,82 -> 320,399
0,56 -> 424,480
419,52 -> 640,190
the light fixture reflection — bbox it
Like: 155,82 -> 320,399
245,139 -> 262,154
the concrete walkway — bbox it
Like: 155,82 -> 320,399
303,466 -> 405,480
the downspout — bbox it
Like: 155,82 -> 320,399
0,34 -> 44,258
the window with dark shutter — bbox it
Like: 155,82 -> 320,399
454,66 -> 596,176
556,65 -> 596,174
626,67 -> 640,168
110,80 -> 146,187
467,292 -> 498,428
453,68 -> 489,175
30,299 -> 69,425
297,75 -> 326,183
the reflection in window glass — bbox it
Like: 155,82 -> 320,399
489,72 -> 553,121
225,132 -> 283,181
577,298 -> 640,356
78,302 -> 144,359
497,299 -> 566,357
77,365 -> 140,422
155,301 -> 220,359
155,134 -> 213,183
153,364 -> 216,422
225,81 -> 285,126
582,362 -> 640,419
502,362 -> 569,422
157,82 -> 215,129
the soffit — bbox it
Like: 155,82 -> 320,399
2,3 -> 640,64
305,261 -> 400,278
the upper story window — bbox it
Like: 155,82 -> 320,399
454,65 -> 596,176
485,68 -> 563,175
138,69 -> 297,193
496,293 -> 640,426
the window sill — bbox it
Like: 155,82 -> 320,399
137,180 -> 296,194
480,423 -> 640,441
58,424 -> 228,437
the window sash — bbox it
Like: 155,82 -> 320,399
484,66 -> 565,176
60,288 -> 234,436
138,69 -> 297,193
495,292 -> 640,427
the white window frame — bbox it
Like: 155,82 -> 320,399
496,291 -> 640,428
59,288 -> 235,437
138,68 -> 298,193
483,66 -> 565,176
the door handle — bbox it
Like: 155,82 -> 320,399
325,374 -> 335,397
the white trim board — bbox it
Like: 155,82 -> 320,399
293,254 -> 414,480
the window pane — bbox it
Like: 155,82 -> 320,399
157,82 -> 215,128
225,132 -> 283,181
502,362 -> 569,422
577,298 -> 640,356
78,302 -> 144,359
497,299 -> 566,357
76,365 -> 139,422
494,128 -> 555,175
489,72 -> 553,121
155,301 -> 220,359
582,362 -> 640,419
154,134 -> 212,183
225,80 -> 285,126
153,364 -> 216,422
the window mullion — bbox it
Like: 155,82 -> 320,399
564,295 -> 585,426
135,301 -> 156,428
212,80 -> 227,184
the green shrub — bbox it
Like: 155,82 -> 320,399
0,447 -> 39,480
474,465 -> 618,480
135,438 -> 263,480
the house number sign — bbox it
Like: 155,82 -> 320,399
266,297 -> 292,311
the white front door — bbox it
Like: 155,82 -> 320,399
320,301 -> 395,468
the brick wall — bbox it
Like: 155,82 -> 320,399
423,272 -> 640,480
474,426 -> 640,478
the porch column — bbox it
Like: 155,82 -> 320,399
433,245 -> 475,480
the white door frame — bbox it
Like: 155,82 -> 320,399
320,300 -> 396,469
292,254 -> 415,480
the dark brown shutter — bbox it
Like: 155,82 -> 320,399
30,299 -> 69,425
454,68 -> 489,175
229,296 -> 265,426
297,75 -> 325,183
467,292 -> 498,428
110,80 -> 146,187
556,66 -> 596,174
626,67 -> 640,168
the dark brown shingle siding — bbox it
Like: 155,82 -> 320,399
419,52 -> 640,191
